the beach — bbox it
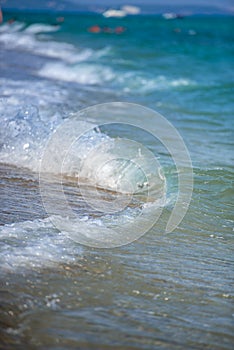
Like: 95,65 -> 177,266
0,9 -> 233,349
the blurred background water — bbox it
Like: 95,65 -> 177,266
0,3 -> 233,349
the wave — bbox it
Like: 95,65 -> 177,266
119,73 -> 195,93
0,183 -> 164,269
0,21 -> 195,92
0,21 -> 108,64
38,62 -> 115,85
0,99 -> 166,248
0,100 -> 165,196
38,61 -> 195,91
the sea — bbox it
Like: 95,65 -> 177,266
0,9 -> 233,350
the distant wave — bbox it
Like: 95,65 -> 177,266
38,62 -> 115,85
0,21 -> 196,92
0,21 -> 109,64
38,60 -> 195,90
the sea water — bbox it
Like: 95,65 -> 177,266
0,10 -> 233,349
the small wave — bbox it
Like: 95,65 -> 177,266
119,73 -> 195,93
38,62 -> 115,84
0,21 -> 107,65
0,21 -> 194,94
0,29 -> 93,64
0,101 -> 165,250
0,21 -> 26,33
38,61 -> 194,90
0,101 -> 161,194
24,23 -> 60,34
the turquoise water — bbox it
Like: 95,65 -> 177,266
0,11 -> 233,349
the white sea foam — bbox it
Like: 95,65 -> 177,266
0,22 -> 108,64
24,23 -> 60,34
38,61 -> 194,90
119,74 -> 195,93
0,31 -> 92,64
38,62 -> 115,84
0,218 -> 83,272
0,21 -> 26,33
0,77 -> 71,171
0,106 -> 100,172
0,193 -> 163,269
0,21 -> 193,93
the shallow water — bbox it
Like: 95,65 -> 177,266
0,11 -> 233,349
